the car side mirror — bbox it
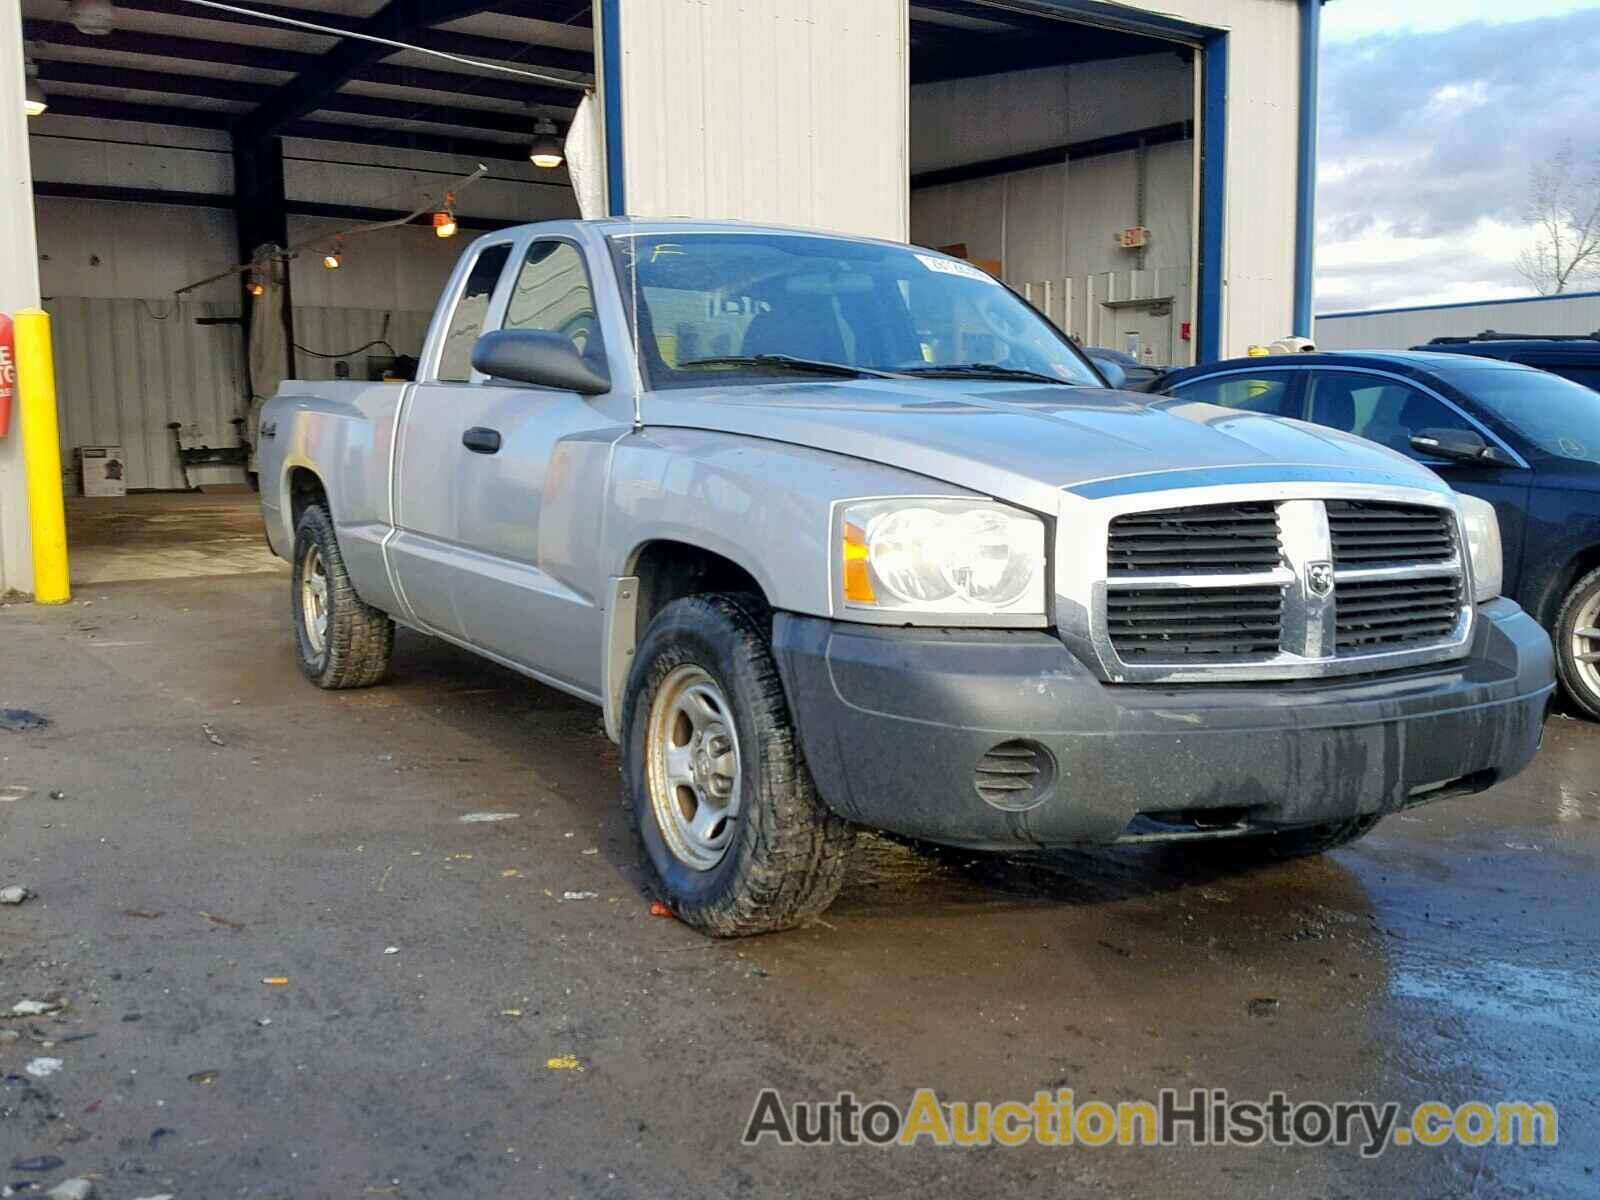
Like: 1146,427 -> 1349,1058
1093,358 -> 1128,390
472,329 -> 610,395
1409,427 -> 1509,465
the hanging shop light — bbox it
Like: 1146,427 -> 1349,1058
322,241 -> 343,270
68,0 -> 116,36
245,271 -> 265,297
433,194 -> 458,238
529,116 -> 564,169
24,60 -> 47,118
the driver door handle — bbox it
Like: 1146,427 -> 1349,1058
462,426 -> 502,455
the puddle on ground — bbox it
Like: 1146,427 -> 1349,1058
1391,958 -> 1600,1033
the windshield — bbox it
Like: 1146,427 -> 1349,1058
607,232 -> 1102,391
1453,367 -> 1600,464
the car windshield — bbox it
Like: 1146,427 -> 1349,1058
1453,367 -> 1600,464
606,231 -> 1102,391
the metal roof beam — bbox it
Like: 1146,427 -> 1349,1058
21,18 -> 317,73
282,120 -> 536,163
236,1 -> 586,141
32,60 -> 278,104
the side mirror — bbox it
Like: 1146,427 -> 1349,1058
1089,356 -> 1128,390
471,329 -> 610,395
1410,427 -> 1508,465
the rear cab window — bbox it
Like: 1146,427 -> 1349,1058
436,243 -> 514,383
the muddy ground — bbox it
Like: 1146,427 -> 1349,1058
2,573 -> 1596,1198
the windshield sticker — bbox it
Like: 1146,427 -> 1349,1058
914,254 -> 1001,285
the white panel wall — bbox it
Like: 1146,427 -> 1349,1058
616,0 -> 909,241
36,197 -> 239,305
0,0 -> 40,594
44,296 -> 246,493
1317,292 -> 1600,352
1145,0 -> 1302,354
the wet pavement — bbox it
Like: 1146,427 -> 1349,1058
1,574 -> 1597,1198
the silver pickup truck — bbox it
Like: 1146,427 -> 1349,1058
260,219 -> 1555,936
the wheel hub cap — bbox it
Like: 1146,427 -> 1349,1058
300,544 -> 330,659
646,666 -> 742,871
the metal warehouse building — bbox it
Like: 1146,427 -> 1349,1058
1317,290 -> 1600,351
0,0 -> 1325,597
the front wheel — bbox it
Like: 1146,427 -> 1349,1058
622,593 -> 855,937
291,504 -> 395,689
1554,566 -> 1600,721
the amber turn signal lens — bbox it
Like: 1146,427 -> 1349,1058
843,521 -> 876,604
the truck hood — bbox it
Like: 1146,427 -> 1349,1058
644,379 -> 1450,513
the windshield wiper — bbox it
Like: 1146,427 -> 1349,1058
677,354 -> 905,380
897,363 -> 1069,385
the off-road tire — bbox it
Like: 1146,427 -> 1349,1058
622,592 -> 855,937
1553,566 -> 1600,721
1200,814 -> 1383,863
291,504 -> 394,689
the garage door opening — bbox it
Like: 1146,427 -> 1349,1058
909,2 -> 1202,371
20,0 -> 591,587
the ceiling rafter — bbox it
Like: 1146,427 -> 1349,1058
233,0 -> 585,143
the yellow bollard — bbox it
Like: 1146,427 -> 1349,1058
14,308 -> 70,604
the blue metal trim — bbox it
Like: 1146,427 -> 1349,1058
1293,0 -> 1321,337
1017,0 -> 1217,42
1070,463 -> 1451,501
1319,289 -> 1600,321
599,0 -> 625,215
1196,33 -> 1227,364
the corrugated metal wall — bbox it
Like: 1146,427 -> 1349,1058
46,296 -> 248,492
617,0 -> 909,241
44,298 -> 435,490
291,306 -> 434,382
1316,292 -> 1600,351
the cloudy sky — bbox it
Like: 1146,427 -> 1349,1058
1315,0 -> 1600,313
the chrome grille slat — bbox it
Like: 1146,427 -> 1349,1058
1108,503 -> 1281,575
1086,492 -> 1471,678
1107,585 -> 1285,659
1327,500 -> 1455,566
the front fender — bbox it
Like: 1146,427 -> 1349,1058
606,428 -> 976,618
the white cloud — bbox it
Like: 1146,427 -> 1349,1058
1317,217 -> 1533,313
1323,0 -> 1596,42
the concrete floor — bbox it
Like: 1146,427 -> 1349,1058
66,493 -> 284,585
1,569 -> 1597,1198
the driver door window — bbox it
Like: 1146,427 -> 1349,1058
1305,371 -> 1476,458
503,240 -> 603,365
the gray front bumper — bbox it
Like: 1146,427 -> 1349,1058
771,599 -> 1555,850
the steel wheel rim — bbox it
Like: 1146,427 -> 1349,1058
645,665 -> 742,871
1573,589 -> 1600,700
300,543 -> 330,659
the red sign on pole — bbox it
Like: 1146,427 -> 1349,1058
0,312 -> 14,437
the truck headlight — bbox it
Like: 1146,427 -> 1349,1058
840,499 -> 1046,616
1457,494 -> 1502,603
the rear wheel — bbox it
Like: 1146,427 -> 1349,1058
291,504 -> 394,689
1554,566 -> 1600,721
622,592 -> 855,937
1197,814 -> 1382,863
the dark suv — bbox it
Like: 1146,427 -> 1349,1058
1417,331 -> 1600,392
1157,351 -> 1600,718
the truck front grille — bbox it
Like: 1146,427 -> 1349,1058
1088,493 -> 1470,680
1107,585 -> 1285,659
1327,500 -> 1455,566
1107,503 -> 1281,574
1335,575 -> 1463,652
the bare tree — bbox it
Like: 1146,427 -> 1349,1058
1516,141 -> 1600,295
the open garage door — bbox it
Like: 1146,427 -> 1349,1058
909,1 -> 1202,369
